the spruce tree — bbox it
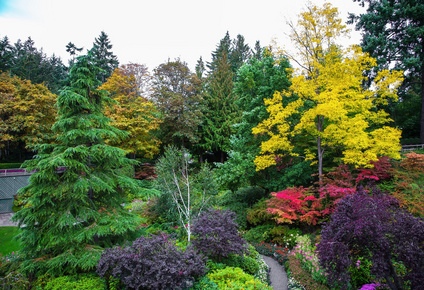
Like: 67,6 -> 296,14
201,52 -> 238,162
91,31 -> 119,83
12,52 -> 140,276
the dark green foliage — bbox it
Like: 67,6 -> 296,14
243,225 -> 275,243
97,233 -> 207,290
0,36 -> 68,94
244,225 -> 301,248
215,53 -> 306,192
152,59 -> 203,147
218,186 -> 267,229
349,0 -> 424,142
91,31 -> 119,83
200,52 -> 238,161
0,36 -> 13,72
44,273 -> 107,290
192,208 -> 247,261
12,52 -> 141,276
0,163 -> 23,169
207,32 -> 253,75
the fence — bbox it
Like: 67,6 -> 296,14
401,144 -> 424,152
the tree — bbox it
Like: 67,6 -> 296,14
0,35 -> 14,72
154,146 -> 217,242
100,65 -> 161,158
195,56 -> 205,80
91,31 -> 119,83
6,37 -> 67,94
207,32 -> 252,75
349,0 -> 424,142
200,52 -> 238,162
12,52 -> 141,276
207,31 -> 232,72
215,51 -> 300,191
152,59 -> 203,147
0,73 -> 57,160
253,3 -> 403,181
318,187 -> 424,290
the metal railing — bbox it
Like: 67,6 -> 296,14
0,168 -> 34,177
401,144 -> 424,152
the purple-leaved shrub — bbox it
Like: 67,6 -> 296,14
318,187 -> 424,290
96,232 -> 206,290
192,208 -> 247,261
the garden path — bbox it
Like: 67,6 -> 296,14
261,254 -> 288,290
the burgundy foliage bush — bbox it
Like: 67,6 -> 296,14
96,233 -> 206,290
317,187 -> 424,290
191,208 -> 247,261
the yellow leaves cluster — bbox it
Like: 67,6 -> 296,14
0,73 -> 57,149
100,67 -> 161,158
253,3 -> 404,172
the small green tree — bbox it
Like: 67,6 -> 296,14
12,52 -> 140,276
154,146 -> 217,242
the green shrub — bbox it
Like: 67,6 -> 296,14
244,225 -> 274,243
192,275 -> 219,290
44,273 -> 107,290
244,225 -> 301,248
0,163 -> 23,169
207,266 -> 272,290
0,271 -> 30,290
246,198 -> 276,225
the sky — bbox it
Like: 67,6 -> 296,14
0,0 -> 366,72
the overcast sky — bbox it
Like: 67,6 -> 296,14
0,0 -> 365,72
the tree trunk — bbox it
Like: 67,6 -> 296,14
316,115 -> 324,184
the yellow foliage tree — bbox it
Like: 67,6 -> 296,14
0,72 -> 57,157
100,66 -> 161,158
253,3 -> 403,180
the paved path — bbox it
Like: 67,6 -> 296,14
0,212 -> 18,227
261,255 -> 288,290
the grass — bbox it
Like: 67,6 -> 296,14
0,227 -> 21,256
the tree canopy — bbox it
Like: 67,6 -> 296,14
349,0 -> 424,142
12,52 -> 140,276
253,3 -> 403,180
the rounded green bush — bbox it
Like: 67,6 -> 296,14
207,266 -> 272,290
44,274 -> 107,290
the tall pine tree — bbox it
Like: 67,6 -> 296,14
201,52 -> 238,162
91,31 -> 119,83
13,52 -> 140,276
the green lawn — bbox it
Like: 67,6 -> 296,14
0,227 -> 21,256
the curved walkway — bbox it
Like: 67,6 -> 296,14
261,255 -> 288,290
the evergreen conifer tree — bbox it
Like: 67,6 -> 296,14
201,52 -> 238,162
91,31 -> 119,83
12,52 -> 140,276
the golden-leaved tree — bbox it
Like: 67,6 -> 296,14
253,3 -> 403,181
0,72 -> 57,158
100,65 -> 161,158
